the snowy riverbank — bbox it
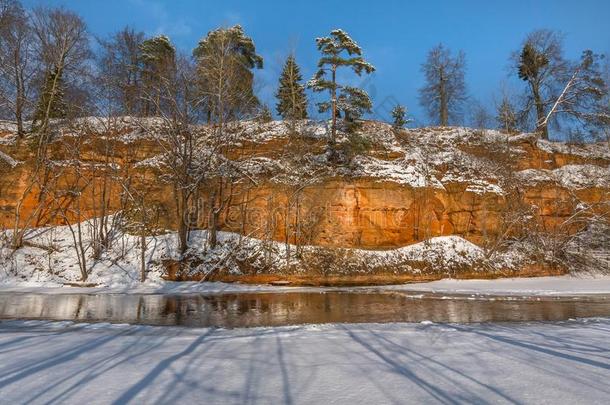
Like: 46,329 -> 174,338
387,275 -> 610,296
0,318 -> 608,404
1,274 -> 610,297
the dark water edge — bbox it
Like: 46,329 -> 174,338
2,291 -> 610,328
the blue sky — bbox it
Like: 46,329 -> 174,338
23,0 -> 610,125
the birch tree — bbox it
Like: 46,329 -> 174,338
540,50 -> 608,137
193,25 -> 263,248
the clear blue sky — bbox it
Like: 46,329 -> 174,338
23,0 -> 610,125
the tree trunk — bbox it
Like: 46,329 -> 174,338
439,70 -> 448,126
15,65 -> 25,137
330,65 -> 337,146
532,83 -> 548,139
140,233 -> 146,282
207,190 -> 218,249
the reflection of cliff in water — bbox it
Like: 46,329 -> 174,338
2,292 -> 610,328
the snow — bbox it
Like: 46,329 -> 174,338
0,120 -> 18,134
11,211 -> 609,294
0,150 -> 20,167
0,213 -> 498,288
0,280 -> 316,295
554,164 -> 610,189
389,275 -> 610,296
4,275 -> 610,297
0,318 -> 609,404
350,155 -> 443,188
361,235 -> 485,271
537,138 -> 610,160
1,218 -> 495,288
441,171 -> 504,194
516,164 -> 610,189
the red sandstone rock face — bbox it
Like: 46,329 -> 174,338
0,119 -> 608,251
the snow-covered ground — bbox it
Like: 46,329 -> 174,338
389,275 -> 610,296
0,318 -> 608,404
0,279 -> 312,294
1,274 -> 610,297
0,217 -> 515,290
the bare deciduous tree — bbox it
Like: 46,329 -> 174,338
419,44 -> 467,126
513,30 -> 568,139
30,6 -> 91,141
140,54 -> 209,256
97,27 -> 145,116
0,0 -> 35,136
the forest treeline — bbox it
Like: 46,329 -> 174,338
1,0 -> 608,142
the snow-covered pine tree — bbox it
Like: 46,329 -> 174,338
276,54 -> 308,120
337,86 -> 372,132
139,35 -> 175,72
192,25 -> 263,249
307,29 -> 375,147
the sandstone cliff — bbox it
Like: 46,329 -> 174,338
1,118 -> 609,281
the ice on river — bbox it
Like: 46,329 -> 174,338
0,318 -> 609,404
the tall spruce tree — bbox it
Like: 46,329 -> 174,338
32,67 -> 67,126
275,54 -> 307,120
307,29 -> 375,146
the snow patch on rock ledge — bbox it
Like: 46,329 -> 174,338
537,138 -> 610,160
516,164 -> 610,189
350,156 -> 443,188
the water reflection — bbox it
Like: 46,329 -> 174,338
1,292 -> 609,328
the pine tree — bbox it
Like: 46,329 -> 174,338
391,105 -> 409,129
139,35 -> 176,115
307,29 -> 375,146
32,67 -> 67,128
276,54 -> 308,120
338,87 -> 372,132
